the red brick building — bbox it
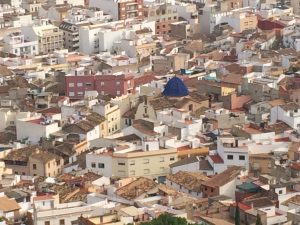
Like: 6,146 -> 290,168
144,3 -> 178,35
118,0 -> 144,20
65,68 -> 134,99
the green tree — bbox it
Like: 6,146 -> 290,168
140,214 -> 193,225
235,204 -> 240,225
255,213 -> 262,225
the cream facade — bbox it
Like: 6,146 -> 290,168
291,0 -> 300,15
86,148 -> 178,178
93,102 -> 121,136
29,152 -> 63,177
21,20 -> 63,55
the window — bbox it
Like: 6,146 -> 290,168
59,219 -> 65,225
48,163 -> 50,168
227,155 -> 233,160
129,160 -> 135,165
86,83 -> 92,86
78,92 -> 84,96
170,157 -> 175,161
160,157 -> 164,162
69,83 -> 74,87
239,155 -> 245,160
146,144 -> 149,151
91,163 -> 96,168
144,107 -> 148,114
118,162 -> 125,166
98,163 -> 105,168
45,221 -> 50,225
156,25 -> 160,29
117,91 -> 120,95
278,190 -> 283,194
77,82 -> 83,87
69,92 -> 74,97
116,81 -> 120,85
33,164 -> 37,170
144,169 -> 150,174
101,82 -> 105,86
144,159 -> 149,164
130,170 -> 135,176
188,104 -> 193,111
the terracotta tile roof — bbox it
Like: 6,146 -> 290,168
243,197 -> 274,208
29,149 -> 62,163
33,195 -> 54,201
0,85 -> 10,94
167,171 -> 210,192
63,120 -> 95,133
116,177 -> 158,200
232,202 -> 251,211
0,65 -> 14,77
289,142 -> 300,153
38,107 -> 61,114
86,112 -> 105,124
0,196 -> 20,212
209,154 -> 224,164
0,132 -> 16,144
290,163 -> 300,171
203,166 -> 242,188
134,74 -> 158,87
199,160 -> 213,171
132,119 -> 158,136
122,107 -> 137,119
170,156 -> 199,168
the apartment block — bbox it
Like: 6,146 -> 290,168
86,147 -> 178,179
21,20 -> 63,54
3,146 -> 64,177
65,67 -> 134,99
144,3 -> 178,35
89,0 -> 143,20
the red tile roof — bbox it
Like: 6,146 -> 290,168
232,202 -> 251,211
209,154 -> 224,164
33,195 -> 54,201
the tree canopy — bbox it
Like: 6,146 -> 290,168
140,214 -> 194,225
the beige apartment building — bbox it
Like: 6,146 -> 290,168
22,20 -> 63,55
291,0 -> 300,15
3,146 -> 64,177
93,102 -> 121,136
86,148 -> 178,179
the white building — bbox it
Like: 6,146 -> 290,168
270,102 -> 300,130
21,19 -> 63,55
283,29 -> 300,52
16,113 -> 61,144
79,20 -> 155,54
48,0 -> 85,6
3,32 -> 38,56
30,195 -> 116,225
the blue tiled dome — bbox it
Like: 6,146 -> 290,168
163,76 -> 189,97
